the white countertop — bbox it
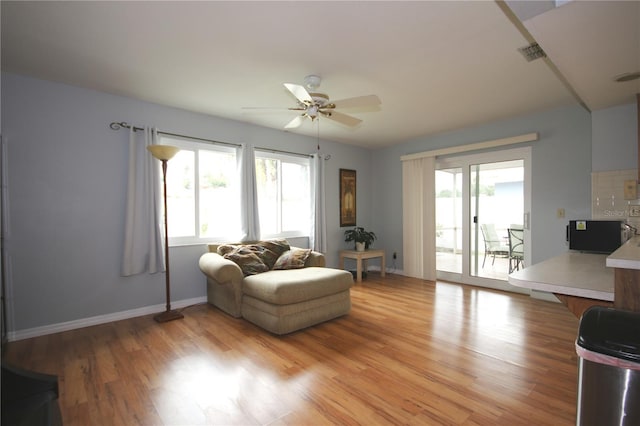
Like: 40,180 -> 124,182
509,251 -> 614,301
606,235 -> 640,270
509,236 -> 640,303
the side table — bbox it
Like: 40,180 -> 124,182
339,249 -> 386,283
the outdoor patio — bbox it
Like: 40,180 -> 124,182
436,251 -> 513,281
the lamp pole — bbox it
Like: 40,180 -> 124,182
147,145 -> 183,323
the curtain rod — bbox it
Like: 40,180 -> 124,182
255,146 -> 331,160
109,121 -> 242,148
110,121 -> 330,160
256,147 -> 312,158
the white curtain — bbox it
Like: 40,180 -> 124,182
402,156 -> 436,281
238,143 -> 260,242
121,127 -> 164,276
310,153 -> 327,252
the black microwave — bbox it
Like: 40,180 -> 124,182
567,220 -> 631,254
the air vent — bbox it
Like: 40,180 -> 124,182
518,42 -> 547,62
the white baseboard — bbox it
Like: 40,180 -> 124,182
7,296 -> 207,342
364,265 -> 405,276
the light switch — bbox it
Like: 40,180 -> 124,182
630,205 -> 640,217
557,208 -> 565,218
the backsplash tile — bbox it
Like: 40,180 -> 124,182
592,169 -> 640,230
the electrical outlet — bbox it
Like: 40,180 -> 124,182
393,251 -> 397,260
624,180 -> 638,200
630,205 -> 640,217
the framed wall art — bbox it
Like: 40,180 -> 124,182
339,169 -> 356,227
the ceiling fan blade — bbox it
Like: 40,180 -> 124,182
284,115 -> 304,129
331,94 -> 381,109
326,111 -> 362,127
284,83 -> 313,104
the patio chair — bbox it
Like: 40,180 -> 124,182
508,228 -> 524,273
480,224 -> 509,268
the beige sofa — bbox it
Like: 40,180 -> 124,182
198,240 -> 353,335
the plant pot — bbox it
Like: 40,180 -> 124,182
355,242 -> 365,252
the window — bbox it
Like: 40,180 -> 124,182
160,136 -> 241,244
255,151 -> 311,238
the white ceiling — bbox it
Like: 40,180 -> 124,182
2,1 -> 638,148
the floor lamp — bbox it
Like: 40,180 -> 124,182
147,144 -> 184,323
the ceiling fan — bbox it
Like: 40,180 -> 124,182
244,75 -> 381,129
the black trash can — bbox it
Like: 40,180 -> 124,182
576,306 -> 640,426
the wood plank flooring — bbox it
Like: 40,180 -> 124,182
2,274 -> 581,425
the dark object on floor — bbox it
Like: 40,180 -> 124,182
1,363 -> 63,426
350,270 -> 367,280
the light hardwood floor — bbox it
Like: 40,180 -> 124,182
3,274 -> 580,425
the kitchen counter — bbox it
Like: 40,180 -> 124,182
607,235 -> 640,312
606,235 -> 640,270
509,252 -> 614,301
509,236 -> 640,316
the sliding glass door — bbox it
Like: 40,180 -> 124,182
436,147 -> 531,291
435,167 -> 463,274
469,160 -> 525,279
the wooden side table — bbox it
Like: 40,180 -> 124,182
339,249 -> 386,283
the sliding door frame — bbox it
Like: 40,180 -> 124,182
436,146 -> 532,293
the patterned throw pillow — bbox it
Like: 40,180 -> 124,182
223,246 -> 269,276
254,239 -> 290,269
217,244 -> 238,256
272,248 -> 312,270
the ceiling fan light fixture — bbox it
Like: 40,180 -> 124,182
310,92 -> 330,107
252,76 -> 380,129
307,105 -> 319,118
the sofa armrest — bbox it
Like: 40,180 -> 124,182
199,252 -> 244,284
199,252 -> 244,318
305,250 -> 326,267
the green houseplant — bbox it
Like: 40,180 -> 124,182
344,226 -> 377,251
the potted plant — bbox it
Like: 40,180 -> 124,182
344,226 -> 377,251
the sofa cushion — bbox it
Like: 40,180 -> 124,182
222,246 -> 269,276
242,267 -> 353,305
242,291 -> 351,335
272,248 -> 311,270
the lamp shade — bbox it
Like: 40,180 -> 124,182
147,145 -> 180,161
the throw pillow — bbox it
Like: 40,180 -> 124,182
272,248 -> 312,270
223,246 -> 269,276
255,239 -> 290,269
217,244 -> 238,256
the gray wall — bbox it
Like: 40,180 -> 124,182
592,102 -> 637,172
371,100 -> 638,270
371,105 -> 594,268
1,73 -> 372,333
